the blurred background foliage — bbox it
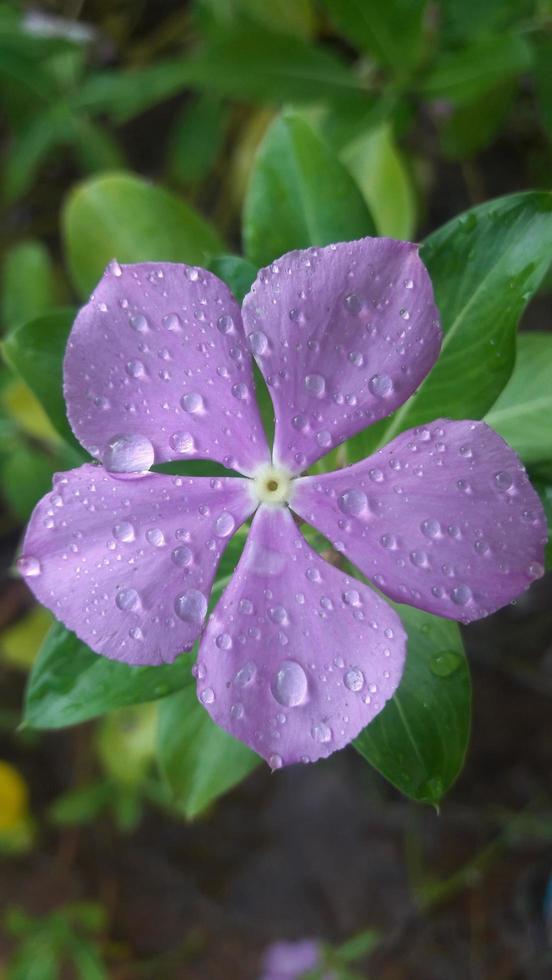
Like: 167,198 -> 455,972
0,0 -> 551,977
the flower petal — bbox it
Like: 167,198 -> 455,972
241,238 -> 441,472
291,420 -> 547,623
64,262 -> 270,476
196,505 -> 406,767
18,465 -> 255,664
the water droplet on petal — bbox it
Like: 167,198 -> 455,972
172,546 -> 193,567
494,470 -> 513,491
234,661 -> 256,687
216,633 -> 232,650
232,382 -> 249,400
217,314 -> 234,334
450,584 -> 472,606
421,519 -> 441,539
200,687 -> 215,704
170,431 -> 195,454
113,521 -> 135,543
116,588 -> 140,612
304,373 -> 326,398
129,313 -> 149,333
215,511 -> 235,537
338,489 -> 368,517
126,359 -> 146,379
146,527 -> 165,547
527,561 -> 544,580
269,753 -> 283,770
103,433 -> 154,474
344,293 -> 362,314
17,555 -> 41,577
249,330 -> 268,355
181,392 -> 204,413
174,590 -> 207,624
311,721 -> 332,743
369,374 -> 393,398
344,667 -> 364,692
342,589 -> 361,607
271,660 -> 308,707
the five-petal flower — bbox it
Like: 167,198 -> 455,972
18,239 -> 546,767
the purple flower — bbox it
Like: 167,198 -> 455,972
18,239 -> 546,767
259,939 -> 334,980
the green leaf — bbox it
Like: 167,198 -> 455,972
1,446 -> 58,521
485,332 -> 552,465
340,122 -> 416,239
48,781 -> 113,826
355,604 -> 470,804
534,482 -> 552,570
157,684 -> 260,819
168,94 -> 228,185
23,622 -> 194,729
2,308 -> 80,451
323,0 -> 427,77
243,111 -> 376,268
1,240 -> 59,332
73,60 -> 195,123
350,192 -> 552,460
534,35 -> 552,140
208,254 -> 257,302
62,172 -> 225,297
420,33 -> 532,105
439,79 -> 515,159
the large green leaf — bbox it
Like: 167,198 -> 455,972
208,254 -> 257,303
485,332 -> 552,465
355,604 -> 470,805
23,622 -> 194,729
2,308 -> 80,452
323,0 -> 427,77
350,192 -> 552,459
340,123 -> 416,239
157,684 -> 260,820
243,111 -> 376,267
63,172 -> 225,296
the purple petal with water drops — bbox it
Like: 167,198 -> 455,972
64,261 -> 270,476
18,465 -> 255,665
291,420 -> 547,624
196,505 -> 406,767
241,238 -> 441,473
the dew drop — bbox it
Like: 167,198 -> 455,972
170,431 -> 195,454
249,330 -> 268,355
17,555 -> 41,577
162,313 -> 182,332
172,545 -> 193,567
344,292 -> 362,314
234,661 -> 256,687
269,754 -> 283,770
494,470 -> 513,491
338,488 -> 368,517
103,433 -> 154,474
129,313 -> 149,333
421,519 -> 441,539
232,382 -> 249,400
344,667 -> 364,692
217,314 -> 234,334
181,392 -> 204,413
430,651 -> 462,677
146,527 -> 165,548
316,430 -> 332,448
215,511 -> 235,537
174,589 -> 207,623
369,374 -> 393,398
200,687 -> 215,704
216,632 -> 232,650
126,360 -> 146,379
239,598 -> 254,615
271,660 -> 308,707
342,589 -> 361,607
450,584 -> 472,606
113,521 -> 135,543
304,373 -> 326,398
528,561 -> 544,580
311,721 -> 332,743
115,588 -> 140,612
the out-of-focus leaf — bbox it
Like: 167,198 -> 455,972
200,0 -> 315,37
2,309 -> 80,451
157,683 -> 260,820
420,33 -> 532,105
3,104 -> 72,202
208,254 -> 257,302
534,35 -> 552,140
439,79 -> 515,159
63,172 -> 224,296
340,122 -> 416,239
323,0 -> 427,77
485,332 -> 552,465
243,111 -> 376,267
48,782 -> 112,826
1,606 -> 53,671
23,622 -> 194,729
439,0 -> 534,44
1,240 -> 59,332
355,604 -> 470,804
73,60 -> 196,123
1,378 -> 60,445
350,192 -> 552,459
96,706 -> 156,785
71,117 -> 126,174
534,482 -> 552,570
1,446 -> 57,521
168,94 -> 228,184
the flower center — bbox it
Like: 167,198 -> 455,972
250,464 -> 294,507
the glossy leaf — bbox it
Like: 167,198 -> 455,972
340,123 -> 416,239
350,192 -> 552,459
63,172 -> 224,296
1,240 -> 59,332
23,622 -> 194,730
208,254 -> 257,303
243,111 -> 376,267
420,33 -> 532,105
323,0 -> 427,77
157,683 -> 260,820
355,604 -> 470,805
2,308 -> 80,451
485,332 -> 552,465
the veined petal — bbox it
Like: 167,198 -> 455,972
196,505 -> 406,767
18,465 -> 255,664
291,420 -> 547,623
64,262 -> 270,476
241,238 -> 441,472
